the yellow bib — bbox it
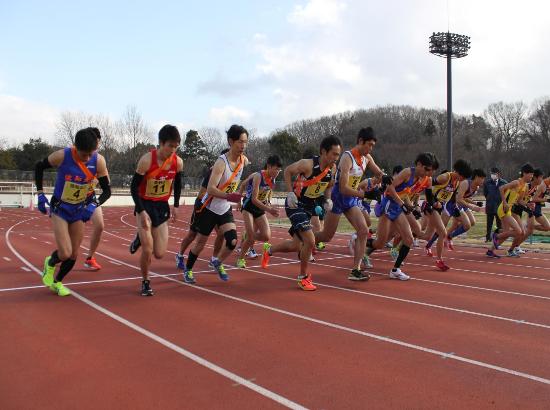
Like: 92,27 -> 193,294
145,179 -> 172,198
304,181 -> 329,198
257,189 -> 271,202
348,175 -> 361,189
224,181 -> 239,193
61,181 -> 89,204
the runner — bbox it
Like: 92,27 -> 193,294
487,163 -> 534,258
35,127 -> 111,296
129,125 -> 184,296
182,124 -> 248,284
236,155 -> 282,268
262,136 -> 342,290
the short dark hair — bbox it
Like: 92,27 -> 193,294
357,127 -> 376,143
533,168 -> 543,178
453,159 -> 472,179
266,155 -> 282,168
159,124 -> 181,144
415,153 -> 434,167
74,127 -> 99,152
490,167 -> 500,174
472,168 -> 486,178
427,152 -> 439,171
220,148 -> 230,155
392,165 -> 403,175
227,124 -> 248,141
320,135 -> 342,154
90,127 -> 101,140
520,163 -> 535,175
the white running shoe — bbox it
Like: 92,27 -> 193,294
514,247 -> 526,254
362,255 -> 373,269
389,268 -> 410,281
246,248 -> 259,259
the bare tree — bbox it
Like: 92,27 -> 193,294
199,127 -> 226,162
483,101 -> 528,152
116,105 -> 154,174
54,111 -> 95,146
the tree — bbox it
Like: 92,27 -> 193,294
0,149 -> 16,169
199,127 -> 226,163
13,138 -> 53,170
268,130 -> 301,164
483,101 -> 527,152
117,105 -> 153,172
55,111 -> 94,146
423,118 -> 437,137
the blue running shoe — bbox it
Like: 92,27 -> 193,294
211,259 -> 229,281
486,250 -> 501,259
175,253 -> 186,270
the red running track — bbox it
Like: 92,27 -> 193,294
1,206 -> 550,409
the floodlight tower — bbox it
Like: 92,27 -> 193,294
429,32 -> 470,168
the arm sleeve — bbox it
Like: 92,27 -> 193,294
96,175 -> 111,206
425,188 -> 435,205
173,172 -> 182,207
34,158 -> 53,191
130,173 -> 145,213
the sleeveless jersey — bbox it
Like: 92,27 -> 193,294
294,156 -> 333,208
504,179 -> 528,206
53,147 -> 98,208
335,149 -> 367,192
138,149 -> 178,202
433,172 -> 460,202
204,154 -> 244,215
386,167 -> 416,199
244,171 -> 274,204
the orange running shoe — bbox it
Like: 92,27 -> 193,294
84,257 -> 102,270
298,274 -> 317,291
435,259 -> 450,271
261,243 -> 271,269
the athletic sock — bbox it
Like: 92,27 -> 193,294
394,245 -> 410,269
55,258 -> 76,282
186,252 -> 198,270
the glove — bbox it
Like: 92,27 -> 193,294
286,192 -> 298,208
412,208 -> 422,219
422,201 -> 433,214
323,198 -> 333,212
476,201 -> 483,207
226,193 -> 242,203
37,193 -> 50,214
381,175 -> 393,186
401,203 -> 412,215
82,201 -> 98,222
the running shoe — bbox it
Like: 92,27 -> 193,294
84,257 -> 102,270
491,231 -> 501,250
425,245 -> 433,257
486,250 -> 500,259
183,268 -> 196,284
175,253 -> 186,270
348,233 -> 357,255
316,242 -> 326,251
445,238 -> 454,251
211,259 -> 229,281
141,280 -> 154,296
297,274 -> 317,291
435,259 -> 450,271
261,243 -> 271,269
348,269 -> 370,281
389,268 -> 410,281
362,254 -> 373,269
390,247 -> 399,262
515,247 -> 526,254
50,281 -> 71,296
506,249 -> 520,258
246,248 -> 259,259
129,235 -> 141,254
42,256 -> 55,287
236,258 -> 246,268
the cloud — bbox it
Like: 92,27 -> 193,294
288,0 -> 347,26
208,105 -> 252,126
0,94 -> 58,145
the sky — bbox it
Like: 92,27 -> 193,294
1,0 -> 549,145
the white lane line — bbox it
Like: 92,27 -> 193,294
30,236 -> 37,240
3,257 -> 11,261
89,244 -> 550,387
103,228 -> 550,329
109,261 -> 121,266
5,219 -> 307,410
21,266 -> 31,272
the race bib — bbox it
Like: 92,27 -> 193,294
257,189 -> 271,202
146,179 -> 172,198
224,181 -> 239,193
304,181 -> 329,198
61,181 -> 88,204
437,190 -> 453,201
348,175 -> 361,189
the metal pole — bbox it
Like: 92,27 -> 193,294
446,53 -> 452,169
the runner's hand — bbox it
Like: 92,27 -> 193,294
286,192 -> 298,208
37,193 -> 49,214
